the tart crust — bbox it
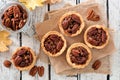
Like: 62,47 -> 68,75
84,25 -> 109,49
59,11 -> 85,37
11,46 -> 36,71
41,31 -> 67,57
66,43 -> 92,69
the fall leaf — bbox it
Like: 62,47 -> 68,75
0,30 -> 12,52
19,0 -> 46,10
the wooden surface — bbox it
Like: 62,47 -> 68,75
0,0 -> 119,80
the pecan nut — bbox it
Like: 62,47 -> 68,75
44,34 -> 64,54
38,66 -> 44,77
70,46 -> 88,65
71,14 -> 80,24
92,60 -> 101,70
2,5 -> 28,31
14,56 -> 22,66
87,9 -> 100,21
62,13 -> 80,34
29,66 -> 38,76
3,60 -> 12,68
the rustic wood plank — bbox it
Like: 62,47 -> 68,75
21,5 -> 49,80
108,0 -> 120,80
50,0 -> 78,80
0,34 -> 20,80
0,0 -> 20,80
79,0 -> 108,80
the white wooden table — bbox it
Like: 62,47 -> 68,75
0,0 -> 119,80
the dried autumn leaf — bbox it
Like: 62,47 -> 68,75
0,30 -> 12,52
19,0 -> 46,10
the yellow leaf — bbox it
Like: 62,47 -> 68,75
0,30 -> 12,52
19,0 -> 46,10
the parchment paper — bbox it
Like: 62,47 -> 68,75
35,1 -> 116,75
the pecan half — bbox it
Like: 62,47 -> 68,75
87,9 -> 100,21
92,60 -> 101,70
29,66 -> 38,76
3,60 -> 12,68
70,46 -> 88,65
62,14 -> 80,34
38,66 -> 44,77
1,5 -> 28,31
44,34 -> 64,54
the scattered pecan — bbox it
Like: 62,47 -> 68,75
92,60 -> 101,70
87,9 -> 100,21
38,66 -> 44,77
3,60 -> 12,68
29,66 -> 38,76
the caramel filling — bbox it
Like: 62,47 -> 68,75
62,14 -> 81,34
12,48 -> 33,67
87,27 -> 107,46
70,46 -> 88,65
44,34 -> 64,54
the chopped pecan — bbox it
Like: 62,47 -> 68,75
92,60 -> 101,70
87,9 -> 100,21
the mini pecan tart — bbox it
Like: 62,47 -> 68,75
11,47 -> 36,71
59,11 -> 85,37
41,31 -> 67,57
84,25 -> 109,49
66,43 -> 92,69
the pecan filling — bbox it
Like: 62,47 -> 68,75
1,5 -> 28,31
87,27 -> 107,46
62,14 -> 81,34
44,34 -> 64,54
12,48 -> 33,67
70,46 -> 88,65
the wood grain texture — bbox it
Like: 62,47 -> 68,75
21,5 -> 49,80
0,0 -> 20,80
0,34 -> 20,80
0,0 -> 119,80
109,0 -> 120,80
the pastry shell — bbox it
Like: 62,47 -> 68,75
84,25 -> 109,49
11,46 -> 36,71
66,43 -> 92,69
59,11 -> 85,37
41,31 -> 67,57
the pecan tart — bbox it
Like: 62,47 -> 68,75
59,11 -> 85,37
11,47 -> 36,71
66,43 -> 92,69
41,31 -> 67,57
84,25 -> 109,49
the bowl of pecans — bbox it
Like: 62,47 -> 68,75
0,1 -> 30,33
